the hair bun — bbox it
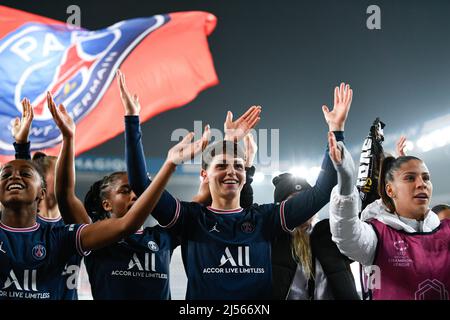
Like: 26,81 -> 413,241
32,151 -> 48,161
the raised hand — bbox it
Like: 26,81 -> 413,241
47,92 -> 75,138
117,69 -> 141,116
322,82 -> 353,131
396,135 -> 407,157
243,133 -> 257,167
11,98 -> 34,143
224,105 -> 261,142
167,125 -> 210,165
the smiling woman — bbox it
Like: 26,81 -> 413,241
201,141 -> 247,208
0,160 -> 46,224
0,159 -> 90,300
80,171 -> 179,300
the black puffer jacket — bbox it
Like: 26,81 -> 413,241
271,219 -> 360,300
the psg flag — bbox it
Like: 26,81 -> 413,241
0,6 -> 218,161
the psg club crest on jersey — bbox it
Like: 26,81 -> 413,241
32,244 -> 46,260
241,221 -> 255,234
0,15 -> 168,154
147,241 -> 159,252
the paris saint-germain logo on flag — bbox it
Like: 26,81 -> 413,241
0,15 -> 169,154
32,244 -> 46,260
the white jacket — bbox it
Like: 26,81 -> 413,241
329,187 -> 441,266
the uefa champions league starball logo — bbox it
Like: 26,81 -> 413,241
393,240 -> 408,255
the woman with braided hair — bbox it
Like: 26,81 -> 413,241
81,171 -> 179,300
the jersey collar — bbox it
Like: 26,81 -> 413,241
207,206 -> 243,214
0,221 -> 40,232
37,214 -> 62,223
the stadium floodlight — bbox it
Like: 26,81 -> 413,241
289,166 -> 308,178
405,140 -> 415,152
287,165 -> 322,185
416,125 -> 450,152
306,166 -> 322,185
253,172 -> 265,183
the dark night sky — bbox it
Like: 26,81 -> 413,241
2,0 -> 450,199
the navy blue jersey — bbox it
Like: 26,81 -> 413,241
84,226 -> 177,300
149,143 -> 343,299
36,215 -> 82,300
125,115 -> 344,299
13,142 -> 83,300
152,196 -> 335,299
0,222 -> 88,300
148,139 -> 343,299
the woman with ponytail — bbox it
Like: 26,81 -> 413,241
328,132 -> 450,300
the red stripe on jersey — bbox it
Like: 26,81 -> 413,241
37,214 -> 62,223
280,200 -> 293,233
207,207 -> 243,214
0,222 -> 40,232
161,198 -> 181,228
76,224 -> 91,256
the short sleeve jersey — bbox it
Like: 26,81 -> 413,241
0,222 -> 88,300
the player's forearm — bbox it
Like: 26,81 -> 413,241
125,116 -> 151,196
312,131 -> 344,199
329,186 -> 377,265
13,141 -> 31,160
80,161 -> 177,251
283,132 -> 344,228
123,160 -> 177,231
56,137 -> 90,224
80,158 -> 179,252
55,137 -> 76,200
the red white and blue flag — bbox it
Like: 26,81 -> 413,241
0,6 -> 218,162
